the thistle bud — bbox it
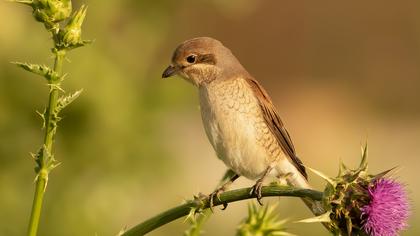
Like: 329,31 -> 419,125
59,5 -> 87,47
15,0 -> 72,24
236,203 -> 292,236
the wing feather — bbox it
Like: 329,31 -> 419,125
245,78 -> 308,179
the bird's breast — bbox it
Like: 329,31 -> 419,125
198,79 -> 280,179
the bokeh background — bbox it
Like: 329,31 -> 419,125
1,0 -> 419,235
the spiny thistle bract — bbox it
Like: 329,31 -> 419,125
309,144 -> 410,236
14,0 -> 91,50
236,202 -> 294,236
57,5 -> 90,49
14,0 -> 72,30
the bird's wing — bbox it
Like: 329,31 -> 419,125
245,77 -> 308,179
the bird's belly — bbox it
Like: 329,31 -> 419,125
199,84 -> 276,179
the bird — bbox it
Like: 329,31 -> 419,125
162,37 -> 320,212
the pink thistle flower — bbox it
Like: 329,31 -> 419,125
361,179 -> 410,236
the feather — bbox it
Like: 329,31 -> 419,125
245,78 -> 308,179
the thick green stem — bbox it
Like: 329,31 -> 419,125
121,186 -> 323,236
27,50 -> 65,236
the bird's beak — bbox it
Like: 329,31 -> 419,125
162,65 -> 178,78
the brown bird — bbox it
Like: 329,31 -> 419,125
162,37 -> 319,211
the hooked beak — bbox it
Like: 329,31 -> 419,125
162,65 -> 179,78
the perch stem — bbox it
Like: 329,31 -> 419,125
121,186 -> 323,236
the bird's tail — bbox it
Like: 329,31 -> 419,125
286,173 -> 325,216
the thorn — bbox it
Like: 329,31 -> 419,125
8,0 -> 33,5
307,167 -> 336,186
35,109 -> 46,129
372,167 -> 398,180
116,226 -> 127,236
43,175 -> 48,192
48,83 -> 65,93
184,207 -> 197,224
359,142 -> 368,172
338,158 -> 348,176
33,173 -> 39,183
296,211 -> 332,223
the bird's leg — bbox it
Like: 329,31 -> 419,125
250,165 -> 274,205
209,173 -> 240,211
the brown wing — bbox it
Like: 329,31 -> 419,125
245,78 -> 308,179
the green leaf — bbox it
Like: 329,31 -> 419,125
236,203 -> 294,236
55,89 -> 83,114
12,62 -> 59,81
64,39 -> 93,51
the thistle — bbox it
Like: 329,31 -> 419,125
236,202 -> 293,236
14,0 -> 72,31
58,5 -> 91,50
361,179 -> 410,236
308,144 -> 410,236
11,1 -> 90,235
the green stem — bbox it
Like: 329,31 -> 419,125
26,169 -> 47,236
185,169 -> 236,236
27,50 -> 65,236
121,186 -> 323,236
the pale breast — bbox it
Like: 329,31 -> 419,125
199,78 -> 282,179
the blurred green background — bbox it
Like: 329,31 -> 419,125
1,0 -> 419,235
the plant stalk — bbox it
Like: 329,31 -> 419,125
121,186 -> 323,236
185,169 -> 237,236
27,50 -> 65,236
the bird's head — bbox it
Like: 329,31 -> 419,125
162,37 -> 246,86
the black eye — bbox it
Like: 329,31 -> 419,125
186,55 -> 196,63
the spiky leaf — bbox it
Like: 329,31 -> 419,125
12,62 -> 60,81
236,203 -> 294,236
55,89 -> 83,114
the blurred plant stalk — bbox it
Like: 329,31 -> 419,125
11,1 -> 90,235
26,49 -> 66,236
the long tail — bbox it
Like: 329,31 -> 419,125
286,172 -> 325,216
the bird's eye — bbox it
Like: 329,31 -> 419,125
186,55 -> 196,63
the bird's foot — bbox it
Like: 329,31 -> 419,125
250,180 -> 264,205
208,187 -> 228,211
